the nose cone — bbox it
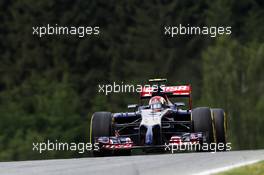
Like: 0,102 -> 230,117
145,126 -> 153,145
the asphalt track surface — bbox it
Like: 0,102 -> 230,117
0,150 -> 263,175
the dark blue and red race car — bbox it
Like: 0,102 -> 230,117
90,79 -> 227,156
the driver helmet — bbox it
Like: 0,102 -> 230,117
149,96 -> 166,110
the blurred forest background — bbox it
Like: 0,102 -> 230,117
0,0 -> 263,161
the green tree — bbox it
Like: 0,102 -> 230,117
201,37 -> 264,149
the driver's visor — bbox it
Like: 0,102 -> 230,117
150,103 -> 162,109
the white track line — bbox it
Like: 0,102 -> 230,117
196,159 -> 262,175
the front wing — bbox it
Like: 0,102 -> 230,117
94,132 -> 205,151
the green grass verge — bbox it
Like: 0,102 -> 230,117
217,161 -> 264,175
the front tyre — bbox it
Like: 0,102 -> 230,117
90,112 -> 113,156
192,107 -> 214,151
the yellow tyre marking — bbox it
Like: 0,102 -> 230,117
210,109 -> 217,143
89,114 -> 94,144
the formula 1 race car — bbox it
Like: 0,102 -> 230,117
90,79 -> 227,156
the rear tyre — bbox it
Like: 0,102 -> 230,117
212,108 -> 226,151
192,107 -> 214,151
90,112 -> 113,156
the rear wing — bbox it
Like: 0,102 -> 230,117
140,85 -> 192,109
140,85 -> 191,98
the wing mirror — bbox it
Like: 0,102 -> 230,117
174,102 -> 185,107
128,104 -> 138,109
